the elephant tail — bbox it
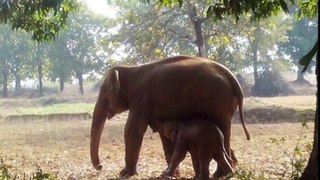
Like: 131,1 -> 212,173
228,70 -> 250,140
238,98 -> 251,140
213,62 -> 251,140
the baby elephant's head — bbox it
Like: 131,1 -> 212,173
161,121 -> 178,141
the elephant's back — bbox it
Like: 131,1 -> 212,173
149,61 -> 235,118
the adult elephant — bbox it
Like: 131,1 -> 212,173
90,55 -> 250,177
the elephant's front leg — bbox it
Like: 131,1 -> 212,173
120,115 -> 148,177
159,133 -> 180,177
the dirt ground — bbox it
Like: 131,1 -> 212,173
0,117 -> 314,180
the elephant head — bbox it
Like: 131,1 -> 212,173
90,68 -> 128,170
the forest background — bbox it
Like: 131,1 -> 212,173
0,0 -> 318,179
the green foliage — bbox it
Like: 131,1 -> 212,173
295,0 -> 318,72
0,158 -> 13,180
278,13 -> 317,74
107,0 -> 292,77
0,0 -> 80,42
48,6 -> 106,93
296,0 -> 318,19
148,0 -> 294,21
290,119 -> 310,179
0,24 -> 37,97
0,158 -> 57,180
1,4 -> 106,96
270,137 -> 286,145
32,166 -> 57,180
228,168 -> 267,180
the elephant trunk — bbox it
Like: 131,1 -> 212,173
90,99 -> 108,170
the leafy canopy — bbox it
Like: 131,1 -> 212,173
144,0 -> 295,21
0,0 -> 80,42
147,0 -> 317,71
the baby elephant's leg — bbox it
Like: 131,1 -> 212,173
162,145 -> 187,177
213,125 -> 234,178
196,151 -> 211,180
213,150 -> 234,178
190,152 -> 200,177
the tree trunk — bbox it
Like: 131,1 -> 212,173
14,74 -> 22,96
188,3 -> 206,58
251,27 -> 260,96
2,70 -> 8,98
76,72 -> 84,95
300,53 -> 318,180
36,44 -> 44,97
295,66 -> 311,85
59,76 -> 65,93
37,59 -> 43,96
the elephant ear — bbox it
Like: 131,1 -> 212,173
107,69 -> 121,94
114,70 -> 121,93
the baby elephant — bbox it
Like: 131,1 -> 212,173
160,119 -> 234,180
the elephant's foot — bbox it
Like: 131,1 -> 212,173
161,167 -> 180,178
194,174 -> 209,180
213,169 -> 233,180
119,167 -> 137,177
213,168 -> 226,179
163,176 -> 178,180
174,168 -> 180,178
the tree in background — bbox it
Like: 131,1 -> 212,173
279,16 -> 317,85
105,0 -> 249,63
106,0 -> 293,97
47,35 -> 73,93
0,25 -> 34,97
0,3 -> 107,96
33,43 -> 50,96
248,16 -> 293,96
0,25 -> 12,97
66,10 -> 106,94
7,33 -> 34,96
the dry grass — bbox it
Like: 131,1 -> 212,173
0,116 -> 314,179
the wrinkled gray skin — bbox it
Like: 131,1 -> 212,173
160,119 -> 234,180
90,55 -> 250,177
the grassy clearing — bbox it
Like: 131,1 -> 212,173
14,103 -> 94,116
244,96 -> 316,110
0,95 -> 315,118
0,118 -> 314,179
